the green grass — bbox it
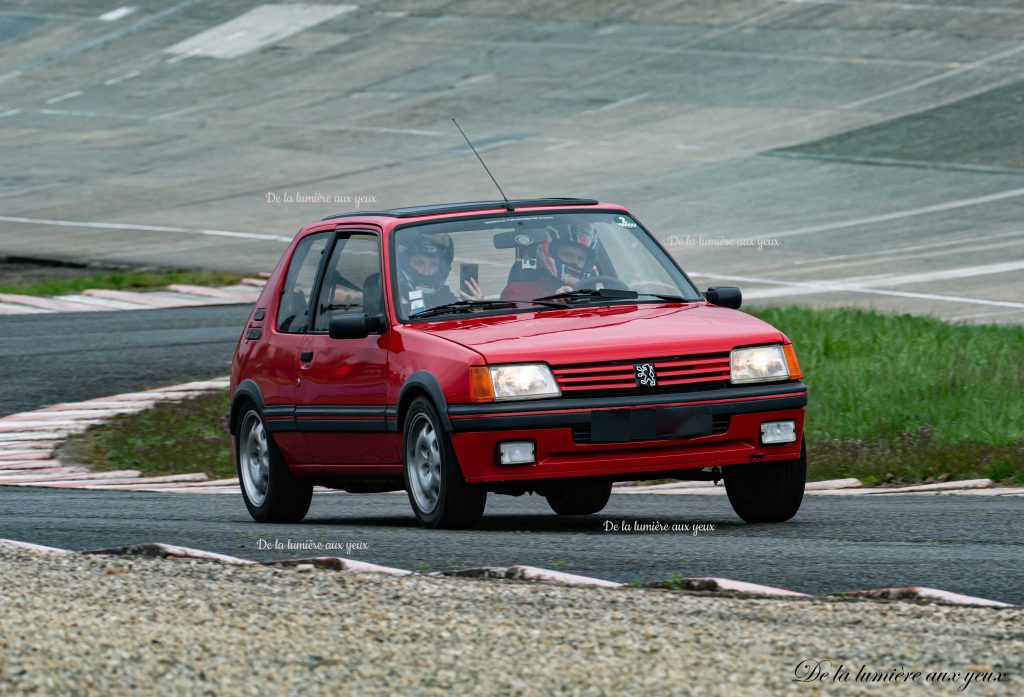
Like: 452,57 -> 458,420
747,306 -> 1024,484
0,270 -> 246,296
58,306 -> 1024,485
59,392 -> 235,480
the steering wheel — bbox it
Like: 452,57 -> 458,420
571,275 -> 631,291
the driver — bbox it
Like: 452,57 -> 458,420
501,223 -> 601,302
397,231 -> 482,315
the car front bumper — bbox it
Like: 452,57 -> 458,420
446,382 -> 807,483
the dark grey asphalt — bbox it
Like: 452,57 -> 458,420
1,487 -> 1020,605
0,305 -> 251,416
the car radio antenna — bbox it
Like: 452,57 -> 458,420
451,116 -> 513,211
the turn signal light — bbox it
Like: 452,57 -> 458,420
470,366 -> 495,403
783,343 -> 802,380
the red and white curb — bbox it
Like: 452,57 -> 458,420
0,539 -> 1012,607
0,378 -> 244,493
0,279 -> 265,316
612,477 -> 1023,497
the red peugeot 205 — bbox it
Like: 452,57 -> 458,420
230,198 -> 807,528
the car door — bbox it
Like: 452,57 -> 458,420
296,230 -> 399,467
260,230 -> 331,465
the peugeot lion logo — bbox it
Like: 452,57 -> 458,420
634,363 -> 657,387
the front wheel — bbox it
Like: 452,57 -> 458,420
546,481 -> 612,515
237,407 -> 312,523
724,440 -> 806,523
403,397 -> 486,529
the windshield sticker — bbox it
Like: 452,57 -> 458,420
409,293 -> 425,314
483,216 -> 554,225
614,215 -> 638,228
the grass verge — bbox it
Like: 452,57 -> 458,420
58,307 -> 1024,485
59,393 -> 235,480
750,306 -> 1023,485
0,270 -> 246,296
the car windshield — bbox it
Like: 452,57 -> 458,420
391,211 -> 703,321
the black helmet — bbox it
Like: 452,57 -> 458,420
398,231 -> 454,292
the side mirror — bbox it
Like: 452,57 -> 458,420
329,313 -> 386,339
703,286 -> 742,309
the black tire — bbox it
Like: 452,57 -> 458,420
546,481 -> 613,516
724,439 -> 806,523
402,397 -> 486,529
236,405 -> 313,523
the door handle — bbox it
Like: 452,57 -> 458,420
299,351 -> 313,362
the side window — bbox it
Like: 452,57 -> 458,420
313,234 -> 382,331
276,232 -> 330,333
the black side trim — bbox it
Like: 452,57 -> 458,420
448,394 -> 806,432
298,419 -> 388,433
447,381 -> 807,417
395,372 -> 452,432
295,406 -> 387,418
265,419 -> 297,434
263,404 -> 298,432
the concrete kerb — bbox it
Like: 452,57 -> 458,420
0,539 -> 1014,608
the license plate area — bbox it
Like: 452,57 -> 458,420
589,408 -> 714,443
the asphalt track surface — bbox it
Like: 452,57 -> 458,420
1,1 -> 1023,323
1,486 -> 1021,605
0,305 -> 250,416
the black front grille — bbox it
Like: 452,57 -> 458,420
572,414 -> 730,444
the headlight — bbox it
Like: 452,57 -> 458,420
470,364 -> 560,402
730,345 -> 789,384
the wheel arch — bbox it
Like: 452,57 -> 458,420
230,379 -> 266,436
396,371 -> 453,434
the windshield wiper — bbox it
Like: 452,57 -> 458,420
635,293 -> 686,303
411,299 -> 519,319
533,287 -> 639,303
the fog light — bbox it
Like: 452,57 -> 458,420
761,420 -> 796,445
499,441 -> 535,465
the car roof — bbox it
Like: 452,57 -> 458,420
320,197 -> 600,221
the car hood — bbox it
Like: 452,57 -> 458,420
414,303 -> 785,365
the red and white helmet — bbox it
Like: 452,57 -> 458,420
539,222 -> 601,286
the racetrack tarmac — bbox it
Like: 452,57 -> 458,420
0,304 -> 250,416
1,486 -> 1020,605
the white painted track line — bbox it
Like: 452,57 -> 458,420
689,271 -> 1024,310
768,186 -> 1024,239
0,284 -> 262,316
0,215 -> 291,242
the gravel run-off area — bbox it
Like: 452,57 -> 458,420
0,548 -> 1019,696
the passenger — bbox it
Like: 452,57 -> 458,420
397,231 -> 483,315
501,223 -> 601,302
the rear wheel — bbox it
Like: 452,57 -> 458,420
237,406 -> 313,523
403,397 -> 486,529
546,481 -> 613,516
724,440 -> 806,523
